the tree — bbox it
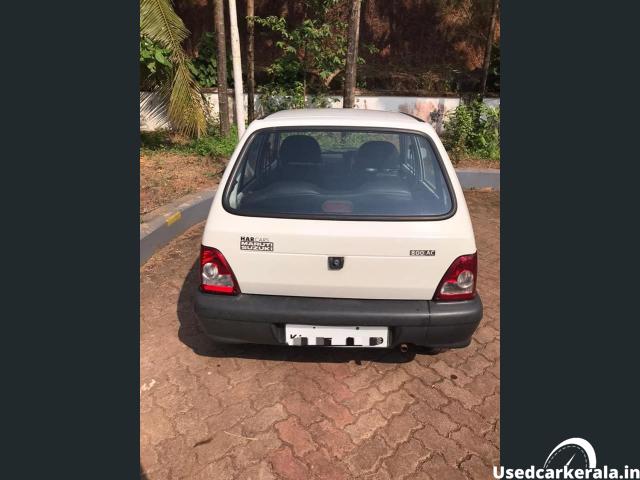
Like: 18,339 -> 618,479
479,0 -> 499,96
214,0 -> 231,136
228,0 -> 246,137
140,0 -> 206,138
343,0 -> 362,108
254,1 -> 348,112
246,0 -> 256,122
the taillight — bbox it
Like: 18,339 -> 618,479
434,253 -> 477,301
200,246 -> 240,295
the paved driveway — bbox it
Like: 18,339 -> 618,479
140,190 -> 500,480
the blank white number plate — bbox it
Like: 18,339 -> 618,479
285,325 -> 389,347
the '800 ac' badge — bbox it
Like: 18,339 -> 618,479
410,250 -> 436,256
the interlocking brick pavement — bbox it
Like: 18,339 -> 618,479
140,190 -> 500,480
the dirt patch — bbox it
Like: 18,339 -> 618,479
454,157 -> 500,170
140,153 -> 227,216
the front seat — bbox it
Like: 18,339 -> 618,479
353,141 -> 399,172
278,135 -> 322,182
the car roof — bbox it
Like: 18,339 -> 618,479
254,108 -> 434,132
264,108 -> 422,123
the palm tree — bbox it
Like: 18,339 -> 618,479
140,0 -> 207,138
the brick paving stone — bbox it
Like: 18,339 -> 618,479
383,438 -> 430,480
242,403 -> 288,436
206,399 -> 255,433
344,434 -> 389,475
430,359 -> 473,386
232,430 -> 281,471
192,456 -> 235,480
139,191 -> 500,480
418,453 -> 469,480
304,448 -> 351,480
375,388 -> 416,420
475,392 -> 500,423
461,454 -> 493,479
195,425 -> 248,465
401,361 -> 441,384
236,461 -> 276,480
309,419 -> 357,459
343,386 -> 386,415
344,409 -> 387,444
413,424 -> 468,465
442,401 -> 494,436
314,395 -> 355,429
409,402 -> 458,436
275,417 -> 317,457
379,411 -> 422,447
268,447 -> 309,480
433,379 -> 483,410
377,367 -> 412,393
281,392 -> 324,426
403,378 -> 449,407
451,426 -> 500,466
342,366 -> 382,392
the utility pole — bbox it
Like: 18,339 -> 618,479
246,0 -> 255,122
214,0 -> 230,135
343,0 -> 362,108
228,0 -> 246,137
480,0 -> 499,97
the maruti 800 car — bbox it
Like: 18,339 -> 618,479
194,109 -> 482,350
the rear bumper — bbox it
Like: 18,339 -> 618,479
194,292 -> 482,348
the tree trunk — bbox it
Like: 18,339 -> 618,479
214,0 -> 230,135
246,0 -> 255,122
479,0 -> 499,97
343,0 -> 362,108
228,0 -> 246,137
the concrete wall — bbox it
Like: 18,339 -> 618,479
140,91 -> 500,133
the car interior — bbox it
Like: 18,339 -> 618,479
228,131 -> 452,217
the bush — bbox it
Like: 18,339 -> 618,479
191,125 -> 238,157
141,125 -> 238,159
139,36 -> 172,90
442,100 -> 500,162
188,32 -> 218,88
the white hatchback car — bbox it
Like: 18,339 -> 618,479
195,109 -> 482,350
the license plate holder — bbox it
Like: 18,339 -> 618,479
285,325 -> 389,347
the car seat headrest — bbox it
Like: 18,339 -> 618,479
279,135 -> 322,165
354,141 -> 399,171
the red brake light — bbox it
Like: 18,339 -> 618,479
434,253 -> 478,301
200,246 -> 240,295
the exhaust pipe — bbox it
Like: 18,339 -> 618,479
400,343 -> 409,353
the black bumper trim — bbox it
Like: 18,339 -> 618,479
194,292 -> 482,348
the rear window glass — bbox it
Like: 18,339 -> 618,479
224,129 -> 454,219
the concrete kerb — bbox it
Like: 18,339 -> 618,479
140,188 -> 217,266
139,169 -> 499,265
455,168 -> 500,190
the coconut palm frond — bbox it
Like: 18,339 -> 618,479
140,0 -> 207,138
168,62 -> 208,138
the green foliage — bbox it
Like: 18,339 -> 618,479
140,125 -> 238,159
140,36 -> 172,89
254,1 -> 373,113
188,32 -> 218,88
191,125 -> 239,157
442,100 -> 500,162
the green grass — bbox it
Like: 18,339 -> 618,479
141,126 -> 238,158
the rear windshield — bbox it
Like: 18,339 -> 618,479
223,128 -> 454,219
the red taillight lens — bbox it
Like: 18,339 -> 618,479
434,253 -> 478,301
200,246 -> 240,295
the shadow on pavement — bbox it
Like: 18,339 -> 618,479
177,259 -> 419,363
